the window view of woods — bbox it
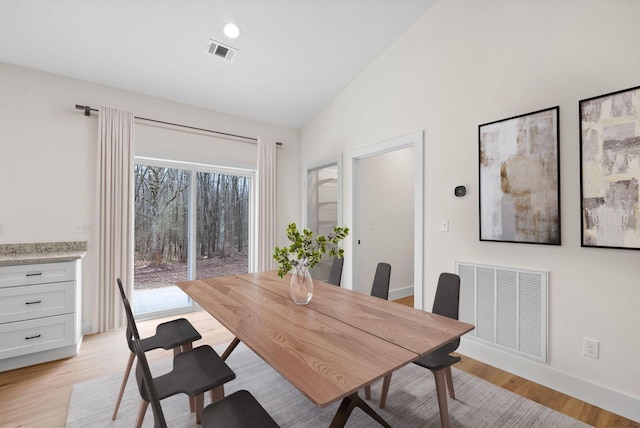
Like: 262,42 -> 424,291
134,163 -> 250,313
195,170 -> 250,278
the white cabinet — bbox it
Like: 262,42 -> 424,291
0,260 -> 82,371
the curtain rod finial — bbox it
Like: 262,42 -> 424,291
76,104 -> 91,116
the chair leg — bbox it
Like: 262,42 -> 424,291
135,400 -> 149,428
364,384 -> 371,399
379,374 -> 392,409
111,351 -> 136,420
195,393 -> 204,425
432,369 -> 451,428
444,366 -> 455,399
210,384 -> 225,402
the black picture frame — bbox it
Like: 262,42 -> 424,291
579,85 -> 640,250
479,106 -> 561,245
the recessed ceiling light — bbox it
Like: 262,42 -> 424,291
223,22 -> 241,39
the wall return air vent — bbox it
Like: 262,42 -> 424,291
455,261 -> 549,363
207,39 -> 238,61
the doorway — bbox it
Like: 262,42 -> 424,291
303,157 -> 342,281
346,132 -> 423,309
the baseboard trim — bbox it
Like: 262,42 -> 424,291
82,321 -> 94,335
458,339 -> 640,423
389,285 -> 413,301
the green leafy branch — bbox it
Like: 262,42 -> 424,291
273,222 -> 350,278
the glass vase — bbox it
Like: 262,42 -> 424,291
290,264 -> 313,304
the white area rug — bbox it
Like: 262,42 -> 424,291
67,343 -> 590,427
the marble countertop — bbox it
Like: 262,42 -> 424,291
0,241 -> 87,266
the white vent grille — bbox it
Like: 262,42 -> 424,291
456,261 -> 548,363
207,39 -> 238,61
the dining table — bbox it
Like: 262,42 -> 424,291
177,271 -> 474,428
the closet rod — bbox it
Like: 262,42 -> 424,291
75,104 -> 282,146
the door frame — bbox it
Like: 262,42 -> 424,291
344,131 -> 424,309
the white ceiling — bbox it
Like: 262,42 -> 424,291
0,0 -> 435,129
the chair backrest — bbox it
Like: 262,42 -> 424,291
117,279 -> 168,428
431,273 -> 461,354
370,262 -> 391,300
117,278 -> 137,353
327,256 -> 344,286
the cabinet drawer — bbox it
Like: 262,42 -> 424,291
0,281 -> 75,324
0,262 -> 76,288
0,314 -> 75,360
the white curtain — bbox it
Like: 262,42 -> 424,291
95,106 -> 135,332
257,137 -> 277,271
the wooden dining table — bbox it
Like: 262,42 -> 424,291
177,271 -> 474,428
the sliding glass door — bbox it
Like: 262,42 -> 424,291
133,158 -> 253,318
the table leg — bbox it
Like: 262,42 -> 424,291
221,337 -> 241,361
329,392 -> 391,428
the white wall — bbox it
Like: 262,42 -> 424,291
300,0 -> 640,421
0,62 -> 300,334
356,147 -> 414,296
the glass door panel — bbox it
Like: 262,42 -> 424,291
195,172 -> 249,279
133,165 -> 191,315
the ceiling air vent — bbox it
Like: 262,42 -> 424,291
207,39 -> 238,62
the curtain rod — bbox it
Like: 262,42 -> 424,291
75,104 -> 282,146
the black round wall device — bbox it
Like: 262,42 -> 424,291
454,186 -> 466,197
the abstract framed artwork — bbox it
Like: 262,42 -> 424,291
579,85 -> 640,250
479,106 -> 560,245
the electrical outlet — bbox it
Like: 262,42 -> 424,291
583,337 -> 599,359
73,223 -> 93,234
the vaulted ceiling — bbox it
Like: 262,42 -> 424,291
0,0 -> 435,128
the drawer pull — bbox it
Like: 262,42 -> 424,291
26,272 -> 43,277
25,300 -> 42,305
25,334 -> 42,340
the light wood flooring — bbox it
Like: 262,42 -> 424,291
0,299 -> 637,427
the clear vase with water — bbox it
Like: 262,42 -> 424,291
290,264 -> 313,304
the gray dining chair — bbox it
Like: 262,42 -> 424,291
121,286 -> 280,428
378,272 -> 462,428
112,279 -> 202,420
370,262 -> 391,299
327,256 -> 345,286
116,279 -> 239,427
